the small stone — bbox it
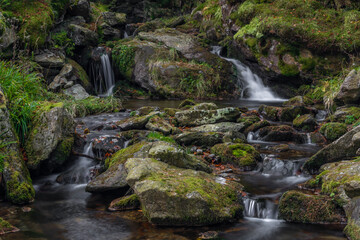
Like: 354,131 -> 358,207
196,149 -> 203,155
22,206 -> 32,212
199,231 -> 219,239
84,128 -> 90,134
190,146 -> 197,153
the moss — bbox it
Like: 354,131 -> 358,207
179,99 -> 196,108
63,96 -> 122,118
279,190 -> 344,223
67,59 -> 91,90
51,136 -> 74,165
147,131 -> 175,144
345,219 -> 360,240
320,122 -> 347,142
279,61 -> 300,77
6,171 -> 35,205
106,142 -> 148,168
211,143 -> 259,168
0,217 -> 17,234
110,194 -> 140,211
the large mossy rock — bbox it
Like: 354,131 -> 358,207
258,125 -> 305,143
320,122 -> 348,142
303,126 -> 360,174
279,190 -> 344,223
335,69 -> 360,105
116,112 -> 160,131
174,132 -> 224,147
148,141 -> 212,173
0,89 -> 35,204
125,158 -> 243,226
211,143 -> 260,170
25,103 -> 75,175
175,107 -> 240,127
293,114 -> 318,131
86,164 -> 128,193
190,122 -> 246,133
112,33 -> 236,99
145,115 -> 180,135
0,217 -> 19,235
108,194 -> 140,211
330,106 -> 360,123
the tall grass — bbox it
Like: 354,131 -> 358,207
0,61 -> 46,144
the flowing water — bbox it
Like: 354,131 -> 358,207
89,47 -> 116,97
211,46 -> 284,101
0,100 -> 346,240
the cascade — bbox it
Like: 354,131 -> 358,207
89,47 -> 116,97
212,46 -> 283,101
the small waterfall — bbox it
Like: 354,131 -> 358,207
211,46 -> 283,101
316,110 -> 327,122
260,156 -> 305,176
306,133 -> 313,145
243,198 -> 278,219
56,142 -> 95,184
89,47 -> 116,97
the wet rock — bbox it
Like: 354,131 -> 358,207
164,108 -> 179,117
335,69 -> 360,105
116,112 -> 160,131
199,231 -> 219,240
0,89 -> 35,204
92,136 -> 126,159
49,63 -> 74,91
258,105 -> 280,121
222,131 -> 246,143
86,164 -> 128,193
178,99 -> 196,109
293,114 -> 318,131
0,217 -> 19,235
125,158 -> 243,226
34,52 -> 65,69
310,132 -> 327,145
283,96 -> 311,107
330,106 -> 360,123
237,115 -> 261,128
67,0 -> 91,22
190,122 -> 246,133
100,23 -> 122,40
148,141 -> 212,173
137,106 -> 156,116
269,144 -> 290,152
175,107 -> 240,127
320,122 -> 347,142
244,120 -> 270,135
69,24 -> 98,47
304,125 -> 360,174
63,84 -> 90,100
258,125 -> 305,143
25,103 -> 75,175
279,190 -> 345,223
145,115 -> 180,135
191,103 -> 218,111
118,130 -> 151,145
211,143 -> 260,170
108,194 -> 140,211
174,132 -> 224,147
278,106 -> 313,122
102,12 -> 126,27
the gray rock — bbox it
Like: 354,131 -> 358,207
69,24 -> 98,47
102,12 -> 126,27
175,107 -> 240,127
336,69 -> 360,105
304,125 -> 360,174
67,0 -> 91,21
63,84 -> 90,100
49,64 -> 74,91
34,52 -> 65,69
125,158 -> 243,226
101,23 -> 122,40
86,164 -> 128,193
190,122 -> 246,133
175,132 -> 224,147
117,112 -> 160,131
0,88 -> 35,204
25,104 -> 75,174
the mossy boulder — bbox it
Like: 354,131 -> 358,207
331,107 -> 360,123
244,120 -> 271,135
0,91 -> 35,204
179,99 -> 196,109
237,115 -> 261,129
0,217 -> 19,235
148,141 -> 211,173
175,107 -> 240,127
278,106 -> 312,122
164,108 -> 179,117
320,122 -> 347,142
335,69 -> 360,105
67,59 -> 92,92
190,122 -> 247,133
86,163 -> 128,193
136,106 -> 157,116
345,219 -> 360,240
303,126 -> 360,174
258,125 -> 305,143
25,102 -> 75,175
145,115 -> 180,135
211,143 -> 260,170
191,103 -> 218,111
174,132 -> 224,147
293,114 -> 318,131
117,130 -> 151,146
117,112 -> 160,131
125,158 -> 243,226
108,194 -> 140,211
283,96 -> 312,107
279,190 -> 345,223
258,105 -> 281,121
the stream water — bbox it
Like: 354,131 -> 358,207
0,100 -> 346,240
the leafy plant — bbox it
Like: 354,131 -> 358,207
345,115 -> 356,125
51,31 -> 75,56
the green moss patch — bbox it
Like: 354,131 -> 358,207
320,122 -> 347,142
